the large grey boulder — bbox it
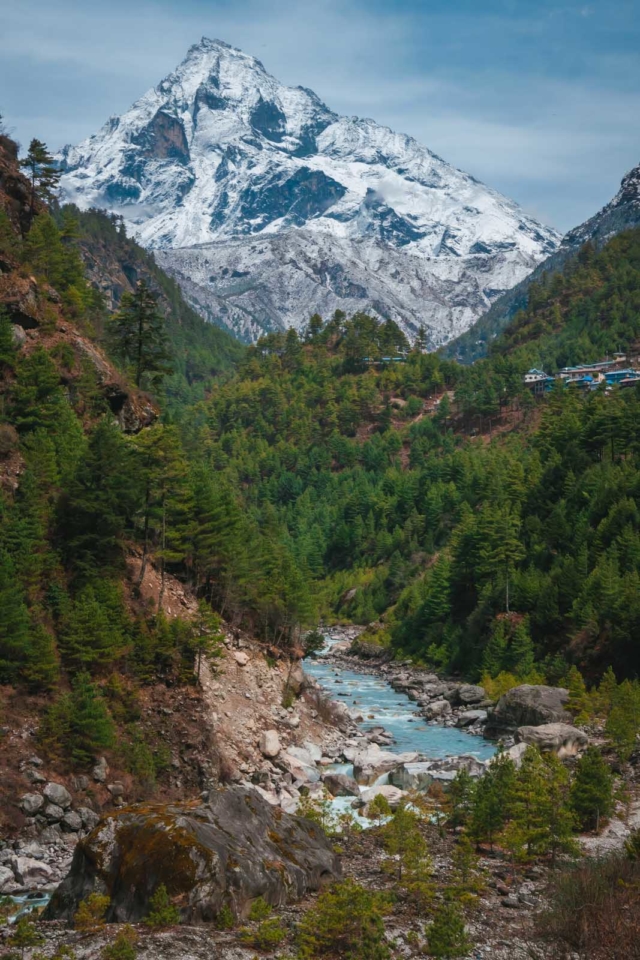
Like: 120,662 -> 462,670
43,782 -> 72,810
516,723 -> 588,758
424,699 -> 452,720
456,684 -> 487,705
485,685 -> 570,737
389,762 -> 434,791
0,865 -> 15,893
45,786 -> 340,924
322,773 -> 360,798
11,856 -> 52,886
352,745 -> 418,785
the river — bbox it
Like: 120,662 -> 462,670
303,634 -> 496,762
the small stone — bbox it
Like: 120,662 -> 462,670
107,782 -> 125,798
259,730 -> 281,758
93,757 -> 109,783
43,782 -> 72,809
20,793 -> 44,817
77,807 -> 100,831
62,811 -> 83,833
11,856 -> 52,885
233,651 -> 250,666
43,803 -> 65,822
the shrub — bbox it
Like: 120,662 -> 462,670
144,884 -> 180,928
240,917 -> 287,949
426,902 -> 471,958
7,915 -> 44,957
536,853 -> 640,959
248,897 -> 272,921
297,878 -> 391,960
101,926 -> 138,960
214,902 -> 235,929
74,893 -> 110,932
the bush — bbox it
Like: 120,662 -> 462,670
101,926 -> 138,960
248,897 -> 272,921
74,893 -> 110,932
214,902 -> 235,929
240,917 -> 287,949
143,884 -> 180,928
536,853 -> 640,959
297,878 -> 391,959
426,902 -> 471,958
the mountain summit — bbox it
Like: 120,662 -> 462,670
59,37 -> 561,344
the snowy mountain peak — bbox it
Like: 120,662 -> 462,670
59,39 -> 561,345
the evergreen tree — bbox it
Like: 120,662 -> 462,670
110,281 -> 173,389
0,550 -> 31,684
67,672 -> 116,765
426,902 -> 471,959
20,138 -> 60,223
570,747 -> 614,831
59,586 -> 125,673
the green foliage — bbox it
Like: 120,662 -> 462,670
74,893 -> 110,932
240,917 -> 287,949
109,280 -> 173,389
570,747 -> 615,830
213,903 -> 235,930
469,752 -> 515,849
605,679 -> 640,761
7,914 -> 44,958
101,927 -> 138,960
40,672 -> 115,765
297,879 -> 391,960
247,897 -> 272,922
426,902 -> 471,959
144,884 -> 180,928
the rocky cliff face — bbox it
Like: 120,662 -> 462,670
442,160 -> 640,361
58,37 -> 560,346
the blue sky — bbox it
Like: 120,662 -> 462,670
2,0 -> 639,232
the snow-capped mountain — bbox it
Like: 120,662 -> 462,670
59,37 -> 561,345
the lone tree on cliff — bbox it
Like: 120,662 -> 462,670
110,280 -> 173,389
20,138 -> 60,224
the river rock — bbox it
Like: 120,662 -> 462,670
20,793 -> 44,816
456,710 -> 488,727
361,785 -> 406,810
45,786 -> 340,924
456,684 -> 487,705
43,782 -> 72,809
302,741 -> 323,763
389,762 -> 434,791
0,866 -> 15,893
516,723 -> 588,757
427,755 -> 487,781
281,751 -> 320,784
353,745 -> 418,785
484,685 -> 570,736
322,773 -> 360,798
259,730 -> 281,758
11,856 -> 52,886
424,699 -> 452,720
492,742 -> 529,768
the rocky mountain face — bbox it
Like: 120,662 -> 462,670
58,38 -> 560,346
443,160 -> 640,361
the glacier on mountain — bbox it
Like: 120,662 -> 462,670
59,37 -> 561,345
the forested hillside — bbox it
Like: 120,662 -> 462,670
2,119 -> 640,800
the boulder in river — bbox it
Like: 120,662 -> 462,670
361,785 -> 405,810
353,744 -> 418,785
484,685 -> 570,737
322,773 -> 360,798
389,762 -> 434,791
516,723 -> 588,757
455,684 -> 487,706
45,786 -> 340,924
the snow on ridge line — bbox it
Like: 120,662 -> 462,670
58,37 -> 561,342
